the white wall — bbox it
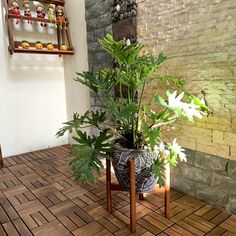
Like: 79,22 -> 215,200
0,0 -> 90,157
0,2 -> 69,157
63,0 -> 90,142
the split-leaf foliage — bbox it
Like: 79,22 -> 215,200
57,35 -> 208,186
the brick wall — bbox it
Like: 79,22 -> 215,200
137,0 -> 236,160
137,0 -> 236,213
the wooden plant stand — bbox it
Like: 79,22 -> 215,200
106,159 -> 170,233
0,145 -> 3,168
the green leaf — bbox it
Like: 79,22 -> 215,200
152,158 -> 165,187
155,96 -> 168,106
143,123 -> 161,150
69,129 -> 112,184
56,111 -> 107,137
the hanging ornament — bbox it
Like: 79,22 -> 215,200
56,5 -> 65,30
48,4 -> 56,29
36,3 -> 47,27
22,0 -> 32,24
9,0 -> 21,24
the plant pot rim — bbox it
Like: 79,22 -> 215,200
112,145 -> 149,153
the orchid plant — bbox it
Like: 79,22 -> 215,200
57,35 -> 208,185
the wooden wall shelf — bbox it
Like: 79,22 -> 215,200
13,41 -> 74,55
8,13 -> 69,24
35,0 -> 65,6
14,48 -> 74,55
2,0 -> 74,56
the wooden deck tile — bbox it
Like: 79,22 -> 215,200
168,224 -> 195,236
206,226 -> 226,236
177,220 -> 205,236
72,221 -> 109,236
220,216 -> 236,234
32,220 -> 72,236
0,146 -> 235,236
0,197 -> 19,221
12,218 -> 33,236
138,218 -> 162,234
2,221 -> 20,236
164,227 -> 182,236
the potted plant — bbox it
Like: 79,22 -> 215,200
57,35 -> 208,191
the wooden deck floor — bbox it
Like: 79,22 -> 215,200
0,146 -> 236,236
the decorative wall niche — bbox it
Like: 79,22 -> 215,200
111,0 -> 137,23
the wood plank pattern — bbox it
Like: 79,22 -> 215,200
0,146 -> 235,235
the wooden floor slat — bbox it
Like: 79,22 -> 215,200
0,146 -> 235,235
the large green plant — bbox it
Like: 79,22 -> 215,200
57,35 -> 208,185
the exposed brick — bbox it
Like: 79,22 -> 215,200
180,164 -> 211,185
137,0 -> 236,160
171,176 -> 196,197
230,147 -> 236,160
224,132 -> 236,147
213,130 -> 224,144
196,143 -> 230,158
195,183 -> 228,208
210,173 -> 236,195
194,152 -> 228,173
228,160 -> 236,180
226,197 -> 236,214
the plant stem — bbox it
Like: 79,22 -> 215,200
135,79 -> 147,138
140,82 -> 163,122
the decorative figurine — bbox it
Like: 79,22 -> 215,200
47,4 -> 56,28
56,5 -> 65,29
47,43 -> 54,50
23,0 -> 32,24
9,0 -> 21,24
60,43 -> 68,51
36,3 -> 47,27
35,41 -> 43,50
21,40 -> 30,49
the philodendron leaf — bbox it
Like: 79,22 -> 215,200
56,112 -> 88,137
167,139 -> 186,167
143,123 -> 161,150
155,96 -> 168,106
69,129 -> 112,184
56,111 -> 107,138
151,158 -> 165,187
155,91 -> 206,121
75,71 -> 99,93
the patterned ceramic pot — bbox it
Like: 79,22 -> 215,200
112,147 -> 158,193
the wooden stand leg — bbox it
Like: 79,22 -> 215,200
139,193 -> 144,200
0,145 -> 3,169
129,160 -> 136,233
164,162 -> 170,218
106,159 -> 112,213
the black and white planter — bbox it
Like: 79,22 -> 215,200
112,147 -> 158,193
